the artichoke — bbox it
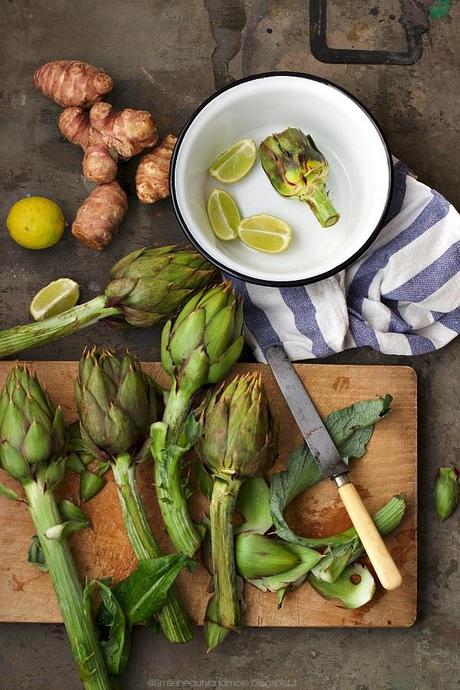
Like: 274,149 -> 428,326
0,366 -> 111,690
0,365 -> 65,484
197,373 -> 276,480
198,374 -> 277,632
151,282 -> 244,558
0,245 -> 217,358
75,348 -> 193,644
161,282 -> 244,396
106,246 -> 217,327
259,127 -> 340,228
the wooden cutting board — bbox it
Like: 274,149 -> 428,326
0,362 -> 417,627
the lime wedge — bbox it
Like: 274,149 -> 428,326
30,278 -> 80,321
208,138 -> 256,183
207,189 -> 241,240
238,214 -> 292,254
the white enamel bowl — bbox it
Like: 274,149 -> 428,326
170,72 -> 392,286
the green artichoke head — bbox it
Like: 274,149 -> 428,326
259,128 -> 339,228
161,282 -> 244,395
104,246 -> 218,327
197,372 -> 277,479
75,348 -> 156,458
0,365 -> 65,484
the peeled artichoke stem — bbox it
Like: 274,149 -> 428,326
112,453 -> 193,643
24,481 -> 111,690
0,296 -> 120,358
152,420 -> 202,557
210,476 -> 243,630
301,188 -> 340,228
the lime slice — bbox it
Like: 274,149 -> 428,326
207,189 -> 241,240
238,214 -> 292,254
30,278 -> 80,321
208,138 -> 256,183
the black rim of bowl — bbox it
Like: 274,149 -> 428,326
169,71 -> 394,287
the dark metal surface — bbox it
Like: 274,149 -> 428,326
310,0 -> 430,65
265,345 -> 348,477
0,1 -> 459,688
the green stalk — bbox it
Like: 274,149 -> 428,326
112,454 -> 193,643
0,296 -> 121,358
210,476 -> 243,630
153,387 -> 202,557
301,188 -> 339,228
24,480 -> 111,690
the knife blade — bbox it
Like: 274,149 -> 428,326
265,344 -> 347,478
265,344 -> 402,592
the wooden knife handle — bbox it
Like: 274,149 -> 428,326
337,480 -> 403,591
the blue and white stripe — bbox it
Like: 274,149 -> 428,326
231,162 -> 460,361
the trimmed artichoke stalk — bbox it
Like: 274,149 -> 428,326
75,348 -> 193,644
151,283 -> 244,557
0,366 -> 111,690
434,467 -> 459,522
259,127 -> 340,228
0,246 -> 216,358
197,374 -> 277,630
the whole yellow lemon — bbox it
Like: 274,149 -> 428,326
6,196 -> 66,249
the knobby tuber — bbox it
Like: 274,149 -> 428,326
71,182 -> 128,251
59,106 -> 116,184
82,144 -> 118,184
34,60 -> 113,108
89,102 -> 158,159
135,134 -> 177,204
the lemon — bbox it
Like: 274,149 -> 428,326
238,214 -> 292,254
6,196 -> 66,249
207,189 -> 241,241
208,138 -> 256,183
30,278 -> 80,321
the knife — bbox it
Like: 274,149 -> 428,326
265,344 -> 402,591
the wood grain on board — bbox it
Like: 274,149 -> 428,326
0,362 -> 417,627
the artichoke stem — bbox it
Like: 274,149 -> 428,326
163,385 -> 194,445
210,476 -> 243,630
154,387 -> 202,557
24,480 -> 111,690
301,188 -> 340,228
0,296 -> 121,358
112,454 -> 193,643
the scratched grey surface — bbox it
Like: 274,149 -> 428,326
0,1 -> 459,689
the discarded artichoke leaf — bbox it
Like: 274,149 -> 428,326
0,481 -> 19,501
79,470 -> 107,503
434,467 -> 459,522
234,477 -> 272,535
309,563 -> 376,609
247,542 -> 322,594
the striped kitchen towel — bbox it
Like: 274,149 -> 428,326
231,162 -> 460,361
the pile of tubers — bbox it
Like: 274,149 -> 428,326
34,60 -> 177,250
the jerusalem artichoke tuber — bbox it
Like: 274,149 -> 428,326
59,107 -> 118,184
58,107 -> 91,148
82,144 -> 118,184
135,134 -> 177,204
34,60 -> 113,108
89,102 -> 158,159
71,182 -> 128,251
